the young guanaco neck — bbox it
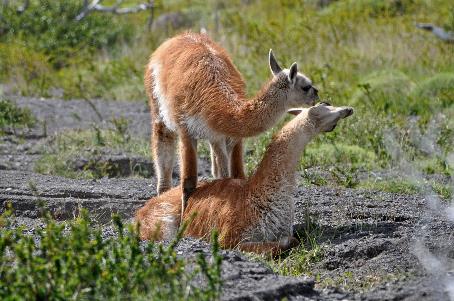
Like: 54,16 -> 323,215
212,74 -> 290,137
247,110 -> 317,198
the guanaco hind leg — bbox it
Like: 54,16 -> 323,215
180,130 -> 198,213
210,138 -> 245,179
210,140 -> 230,179
228,138 -> 245,179
152,121 -> 177,195
210,143 -> 218,178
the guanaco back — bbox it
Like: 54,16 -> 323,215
144,32 -> 319,213
136,103 -> 353,256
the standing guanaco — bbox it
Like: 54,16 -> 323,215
144,32 -> 319,214
136,103 -> 353,256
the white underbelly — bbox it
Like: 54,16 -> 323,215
184,115 -> 224,141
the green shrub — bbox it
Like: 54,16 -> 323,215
411,72 -> 454,109
0,0 -> 134,67
63,57 -> 143,100
446,9 -> 454,31
0,43 -> 52,95
321,0 -> 416,18
0,99 -> 35,130
0,208 -> 222,300
303,143 -> 377,169
352,70 -> 415,114
359,179 -> 420,194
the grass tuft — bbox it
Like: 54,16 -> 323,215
34,122 -> 150,179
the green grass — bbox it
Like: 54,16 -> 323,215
0,206 -> 222,300
0,99 -> 35,132
360,179 -> 421,195
359,178 -> 453,200
250,212 -> 325,277
34,118 -> 150,179
303,143 -> 378,169
269,243 -> 323,277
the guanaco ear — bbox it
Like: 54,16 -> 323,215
269,49 -> 282,76
288,62 -> 298,85
287,108 -> 303,116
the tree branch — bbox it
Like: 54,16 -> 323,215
76,0 -> 154,21
416,23 -> 454,43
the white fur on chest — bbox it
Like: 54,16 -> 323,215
150,62 -> 177,132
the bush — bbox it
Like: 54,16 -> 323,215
0,99 -> 35,130
352,70 -> 415,114
321,0 -> 415,18
411,72 -> 454,109
58,56 -> 144,100
303,143 -> 377,169
0,0 -> 134,68
0,43 -> 52,95
0,208 -> 222,300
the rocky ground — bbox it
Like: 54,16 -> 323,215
1,97 -> 454,300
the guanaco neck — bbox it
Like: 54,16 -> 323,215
247,112 -> 317,201
216,75 -> 290,137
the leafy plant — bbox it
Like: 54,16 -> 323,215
0,206 -> 222,300
330,166 -> 360,188
0,99 -> 35,131
0,0 -> 134,67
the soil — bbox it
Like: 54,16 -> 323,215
1,97 -> 453,300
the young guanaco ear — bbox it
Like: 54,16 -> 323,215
269,49 -> 282,76
287,108 -> 303,116
288,62 -> 298,85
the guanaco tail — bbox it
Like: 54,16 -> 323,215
136,103 -> 353,256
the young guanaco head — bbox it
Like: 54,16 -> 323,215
288,102 -> 354,132
269,49 -> 319,107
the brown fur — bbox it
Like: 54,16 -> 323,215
145,32 -> 319,215
136,103 -> 353,256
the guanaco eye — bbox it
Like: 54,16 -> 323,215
302,85 -> 311,92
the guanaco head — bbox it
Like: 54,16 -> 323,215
309,102 -> 353,132
269,49 -> 319,107
289,102 -> 354,132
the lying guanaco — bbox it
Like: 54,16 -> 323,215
136,103 -> 353,256
144,32 -> 319,213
